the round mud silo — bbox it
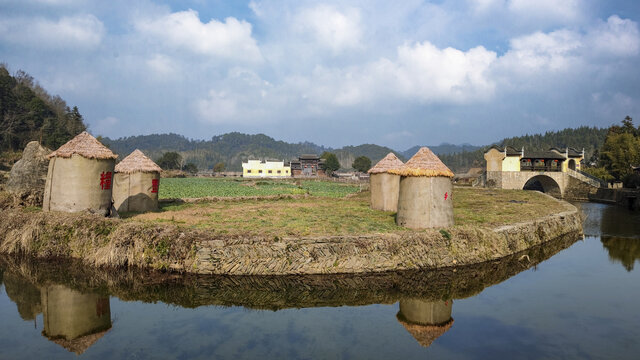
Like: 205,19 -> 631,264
389,147 -> 454,229
396,299 -> 454,348
43,132 -> 117,216
113,149 -> 162,213
368,152 -> 404,211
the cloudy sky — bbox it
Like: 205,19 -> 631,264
1,0 -> 639,149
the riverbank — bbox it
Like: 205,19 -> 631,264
0,188 -> 582,275
589,187 -> 640,211
0,232 -> 581,311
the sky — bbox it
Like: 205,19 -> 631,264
1,0 -> 639,150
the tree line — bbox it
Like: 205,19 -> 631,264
0,64 -> 86,152
584,116 -> 640,187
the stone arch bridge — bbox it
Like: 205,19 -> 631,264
486,169 -> 605,200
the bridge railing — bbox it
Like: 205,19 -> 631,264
520,165 -> 562,172
567,169 -> 607,188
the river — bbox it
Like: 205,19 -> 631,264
0,202 -> 638,359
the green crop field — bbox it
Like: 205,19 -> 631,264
158,178 -> 361,199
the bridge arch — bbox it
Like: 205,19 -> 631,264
523,175 -> 562,198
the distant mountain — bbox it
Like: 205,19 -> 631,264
401,143 -> 482,159
102,126 -> 610,173
103,132 -> 396,171
335,144 -> 405,169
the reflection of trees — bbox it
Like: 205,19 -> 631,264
599,205 -> 640,238
397,299 -> 454,348
601,236 -> 640,272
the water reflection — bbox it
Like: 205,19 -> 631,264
0,231 -> 581,356
598,202 -> 640,238
397,299 -> 454,348
41,285 -> 112,355
3,271 -> 41,321
584,201 -> 640,271
1,268 -> 111,355
601,236 -> 640,272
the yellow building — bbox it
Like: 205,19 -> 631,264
242,159 -> 291,178
484,146 -> 584,173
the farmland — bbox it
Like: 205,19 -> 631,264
158,178 -> 361,199
134,187 -> 568,238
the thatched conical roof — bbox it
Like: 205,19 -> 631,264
47,131 -> 117,160
368,152 -> 404,174
49,327 -> 111,355
388,147 -> 453,178
115,149 -> 162,174
396,315 -> 454,348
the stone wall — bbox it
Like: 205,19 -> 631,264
590,188 -> 640,210
192,198 -> 581,275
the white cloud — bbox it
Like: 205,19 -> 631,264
135,9 -> 262,62
294,5 -> 362,53
0,14 -> 104,49
469,0 -> 505,14
500,30 -> 583,73
508,0 -> 583,22
300,42 -> 498,106
146,54 -> 178,77
589,15 -> 640,57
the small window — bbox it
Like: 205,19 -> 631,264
247,170 -> 252,173
268,170 -> 273,174
259,170 -> 263,173
277,170 -> 281,174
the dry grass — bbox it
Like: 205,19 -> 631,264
129,188 -> 567,237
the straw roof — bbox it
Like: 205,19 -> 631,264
368,152 -> 404,174
49,328 -> 111,355
396,316 -> 454,348
47,131 -> 117,160
388,147 -> 453,178
115,149 -> 162,174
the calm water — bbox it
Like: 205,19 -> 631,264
0,202 -> 639,360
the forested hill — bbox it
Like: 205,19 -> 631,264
438,126 -> 609,172
402,143 -> 482,159
103,132 -> 328,171
104,126 -> 609,172
0,65 -> 86,152
103,133 -> 404,171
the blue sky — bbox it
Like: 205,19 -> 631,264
1,0 -> 639,150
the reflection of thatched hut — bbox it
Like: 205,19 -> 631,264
113,149 -> 162,213
389,147 -> 454,229
396,299 -> 454,348
43,132 -> 117,216
41,285 -> 112,355
368,153 -> 404,211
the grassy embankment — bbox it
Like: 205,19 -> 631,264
127,178 -> 568,238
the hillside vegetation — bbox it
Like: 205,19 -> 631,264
103,133 -> 403,171
0,65 -> 86,152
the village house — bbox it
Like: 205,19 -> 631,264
242,159 -> 291,178
290,154 -> 326,177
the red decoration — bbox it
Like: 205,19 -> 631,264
100,171 -> 112,190
444,192 -> 448,200
151,179 -> 159,193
